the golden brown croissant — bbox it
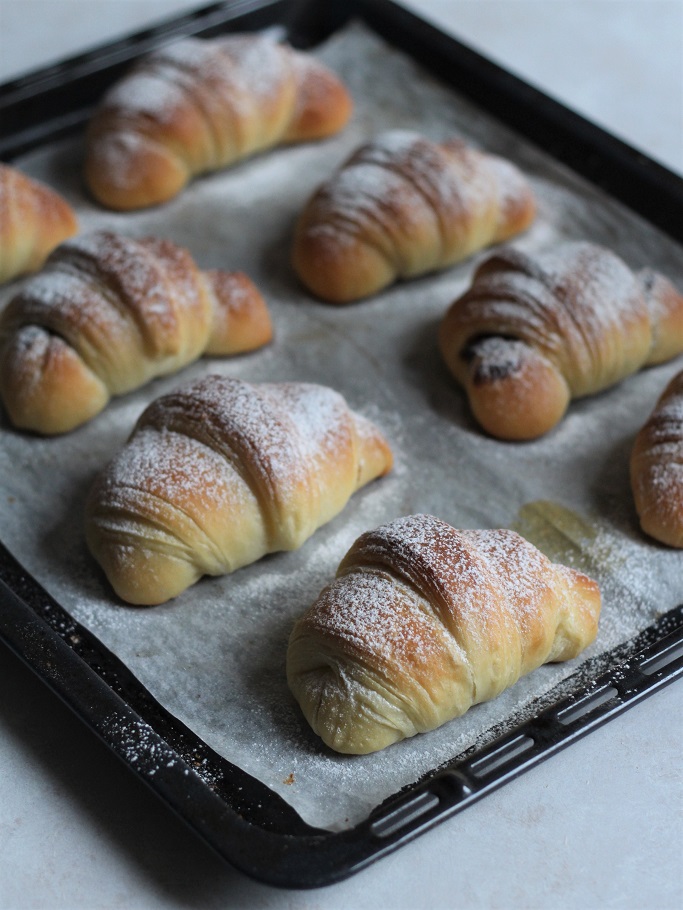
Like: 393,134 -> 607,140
85,374 -> 393,605
287,513 -> 601,754
291,130 -> 536,302
0,163 -> 78,285
630,369 -> 683,548
0,230 -> 272,435
438,242 -> 683,440
84,33 -> 353,210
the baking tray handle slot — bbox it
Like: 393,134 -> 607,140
370,790 -> 441,839
638,635 -> 683,676
556,685 -> 621,726
468,733 -> 535,779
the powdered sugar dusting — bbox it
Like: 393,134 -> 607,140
0,230 -> 211,393
447,241 -> 657,399
511,500 -> 678,644
5,274 -> 130,383
104,70 -> 187,120
89,32 -> 310,192
96,423 -> 252,518
305,569 -> 450,669
0,163 -> 77,280
103,34 -> 289,118
299,130 -> 532,277
143,374 -> 321,510
288,514 -> 600,754
460,527 -> 555,624
1,21 -> 681,833
338,514 -> 581,658
63,232 -> 175,323
631,370 -> 683,541
89,374 -> 387,579
263,381 -> 350,470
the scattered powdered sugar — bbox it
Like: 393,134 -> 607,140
212,34 -> 292,103
297,515 -> 569,676
92,32 -> 306,183
51,232 -> 174,322
91,374 -> 385,567
645,378 -> 683,445
511,499 -> 680,644
10,266 -> 98,315
446,241 -> 661,400
64,232 -> 171,308
99,424 -> 244,513
304,569 -> 449,669
150,375 -> 335,511
103,70 -> 188,120
301,130 -> 531,275
459,527 -> 553,617
2,231 -> 208,388
4,260 -> 136,365
1,22 -> 681,833
358,516 -> 579,645
0,161 -> 75,241
467,335 -> 533,382
261,381 -> 350,468
631,373 -> 683,524
102,34 -> 288,116
99,714 -> 227,786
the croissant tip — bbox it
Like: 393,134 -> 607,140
203,270 -> 273,354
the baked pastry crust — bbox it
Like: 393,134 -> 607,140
631,369 -> 683,548
0,230 -> 272,434
438,242 -> 683,440
287,514 -> 601,754
0,163 -> 78,285
85,374 -> 393,605
84,33 -> 353,210
292,130 -> 536,302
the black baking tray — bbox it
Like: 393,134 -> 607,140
1,0 -> 682,890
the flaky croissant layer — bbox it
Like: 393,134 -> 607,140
0,230 -> 272,434
86,375 -> 393,605
85,34 -> 353,210
292,130 -> 536,302
631,369 -> 683,548
438,241 -> 683,440
287,514 -> 601,754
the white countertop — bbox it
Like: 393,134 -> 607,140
0,2 -> 681,908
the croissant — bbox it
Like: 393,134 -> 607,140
291,130 -> 536,303
84,33 -> 353,210
0,163 -> 78,285
287,514 -> 601,754
85,374 -> 393,605
630,369 -> 683,548
0,230 -> 272,435
438,242 -> 683,440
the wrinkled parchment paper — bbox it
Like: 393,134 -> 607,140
1,23 -> 681,830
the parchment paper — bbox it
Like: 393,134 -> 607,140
1,23 -> 681,830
